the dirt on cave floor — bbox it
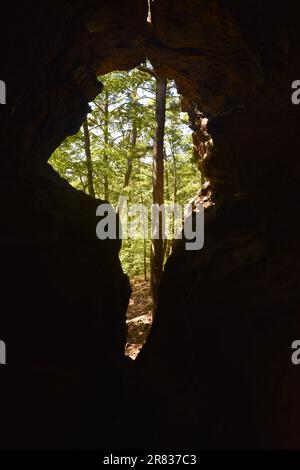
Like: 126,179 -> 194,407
125,278 -> 153,360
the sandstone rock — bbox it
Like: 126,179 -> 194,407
0,0 -> 300,450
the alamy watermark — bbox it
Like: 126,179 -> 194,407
291,80 -> 300,105
291,340 -> 300,365
1,83 -> 8,365
0,340 -> 6,365
96,197 -> 204,251
0,80 -> 6,104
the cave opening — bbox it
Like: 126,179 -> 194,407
49,63 -> 204,360
1,0 -> 299,452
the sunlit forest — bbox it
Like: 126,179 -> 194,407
50,64 -> 202,357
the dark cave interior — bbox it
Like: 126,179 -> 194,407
0,0 -> 300,450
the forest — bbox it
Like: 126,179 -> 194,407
50,63 -> 202,355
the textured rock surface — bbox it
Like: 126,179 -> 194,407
0,0 -> 144,449
135,0 -> 300,449
148,0 -> 260,116
0,0 -> 300,449
0,167 -> 131,448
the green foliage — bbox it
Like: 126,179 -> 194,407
49,66 -> 201,278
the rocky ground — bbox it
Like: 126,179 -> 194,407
125,278 -> 153,360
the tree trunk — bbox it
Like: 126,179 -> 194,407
83,118 -> 95,198
103,89 -> 109,200
124,119 -> 137,188
140,189 -> 148,282
151,76 -> 167,316
171,145 -> 178,206
171,143 -> 178,244
164,164 -> 171,259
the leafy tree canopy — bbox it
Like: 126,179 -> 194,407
50,66 -> 201,278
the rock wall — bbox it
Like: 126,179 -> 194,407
0,0 -> 300,449
0,0 -> 146,449
135,0 -> 300,449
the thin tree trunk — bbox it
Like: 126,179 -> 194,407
171,143 -> 178,244
140,189 -> 148,282
171,145 -> 178,206
164,163 -> 171,258
124,120 -> 137,188
83,118 -> 95,197
143,239 -> 148,282
103,89 -> 109,200
151,76 -> 167,316
79,175 -> 87,193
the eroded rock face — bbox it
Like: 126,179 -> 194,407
0,0 -> 145,449
0,166 -> 132,449
148,0 -> 261,116
0,0 -> 300,449
135,0 -> 300,450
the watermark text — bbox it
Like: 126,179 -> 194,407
0,340 -> 6,365
291,340 -> 300,365
96,197 -> 204,251
0,80 -> 6,104
291,80 -> 300,105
